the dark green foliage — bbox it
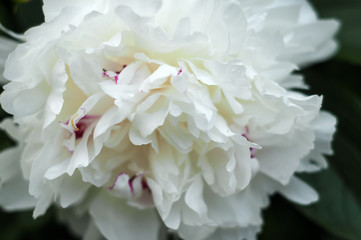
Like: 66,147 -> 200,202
310,0 -> 361,65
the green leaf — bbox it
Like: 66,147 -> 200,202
11,0 -> 32,3
0,129 -> 14,152
0,208 -> 79,240
0,0 -> 43,33
260,196 -> 344,240
310,0 -> 361,65
0,111 -> 14,152
0,1 -> 16,31
13,0 -> 44,32
298,167 -> 361,240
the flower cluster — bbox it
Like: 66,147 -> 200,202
0,0 -> 338,239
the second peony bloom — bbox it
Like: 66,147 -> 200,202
0,0 -> 338,239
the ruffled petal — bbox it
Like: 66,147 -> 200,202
90,191 -> 159,240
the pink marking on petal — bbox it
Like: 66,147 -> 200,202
108,173 -> 127,190
103,65 -> 127,83
108,172 -> 150,197
177,69 -> 183,76
242,125 -> 256,158
241,133 -> 248,141
141,177 -> 151,192
80,108 -> 86,115
250,148 -> 256,158
128,175 -> 136,196
242,126 -> 250,140
63,145 -> 74,154
81,114 -> 99,120
245,126 -> 249,134
102,69 -> 110,78
74,114 -> 99,139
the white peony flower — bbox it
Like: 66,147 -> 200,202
0,0 -> 338,239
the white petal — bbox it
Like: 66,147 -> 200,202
1,81 -> 48,117
94,106 -> 128,139
281,20 -> 340,66
29,131 -> 63,199
158,120 -> 193,154
184,175 -> 208,219
202,144 -> 252,196
178,223 -> 215,240
0,120 -> 38,212
278,176 -> 318,205
204,174 -> 273,228
90,191 -> 159,240
0,23 -> 25,41
139,64 -> 178,92
298,111 -> 336,172
206,225 -> 261,240
66,124 -> 94,174
132,96 -> 170,137
124,0 -> 162,17
257,130 -> 314,185
59,171 -> 90,208
33,191 -> 53,218
108,173 -> 133,199
43,59 -> 68,128
129,127 -> 152,146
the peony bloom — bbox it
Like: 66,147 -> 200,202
0,0 -> 338,239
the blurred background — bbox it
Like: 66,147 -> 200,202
0,0 -> 360,239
